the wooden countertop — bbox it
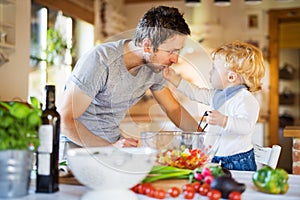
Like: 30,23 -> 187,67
284,126 -> 300,138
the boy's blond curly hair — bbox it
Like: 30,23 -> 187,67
211,41 -> 265,92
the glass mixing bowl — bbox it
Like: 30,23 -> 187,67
140,131 -> 221,170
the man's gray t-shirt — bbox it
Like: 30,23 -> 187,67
68,39 -> 165,143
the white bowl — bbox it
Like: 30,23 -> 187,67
67,146 -> 157,191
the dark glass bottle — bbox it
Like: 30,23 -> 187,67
36,85 -> 60,193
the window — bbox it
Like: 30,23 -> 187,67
29,2 -> 74,108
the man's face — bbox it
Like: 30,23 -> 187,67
143,35 -> 186,73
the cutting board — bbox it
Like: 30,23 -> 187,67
59,174 -> 189,190
59,174 -> 82,185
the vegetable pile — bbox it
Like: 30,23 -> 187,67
157,147 -> 209,170
132,165 -> 245,200
252,166 -> 289,194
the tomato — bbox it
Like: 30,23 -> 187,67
228,191 -> 242,200
137,183 -> 152,194
145,186 -> 156,198
183,183 -> 195,192
192,181 -> 201,192
130,184 -> 140,193
168,186 -> 181,198
137,184 -> 145,194
207,189 -> 221,200
184,190 -> 195,199
154,189 -> 167,199
198,183 -> 210,196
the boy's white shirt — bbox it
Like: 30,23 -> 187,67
177,79 -> 260,156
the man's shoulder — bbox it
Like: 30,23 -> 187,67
94,39 -> 126,50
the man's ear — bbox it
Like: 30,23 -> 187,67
142,38 -> 152,53
227,71 -> 238,83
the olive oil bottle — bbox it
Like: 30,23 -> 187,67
36,85 -> 60,193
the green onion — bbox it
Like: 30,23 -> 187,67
142,165 -> 192,183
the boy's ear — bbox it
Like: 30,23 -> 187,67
142,38 -> 152,53
227,71 -> 238,83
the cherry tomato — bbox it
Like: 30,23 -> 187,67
198,183 -> 210,196
154,189 -> 167,199
192,181 -> 201,192
138,183 -> 151,194
207,189 -> 221,200
184,190 -> 195,199
168,186 -> 181,198
130,184 -> 140,193
145,186 -> 156,198
183,183 -> 195,192
229,191 -> 242,200
137,184 -> 145,194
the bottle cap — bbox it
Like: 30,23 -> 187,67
45,85 -> 55,91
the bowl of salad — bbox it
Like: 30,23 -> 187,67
140,131 -> 221,170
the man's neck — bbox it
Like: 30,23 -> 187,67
124,40 -> 144,76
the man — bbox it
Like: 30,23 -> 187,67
59,6 -> 199,147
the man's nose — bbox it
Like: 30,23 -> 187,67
170,54 -> 179,64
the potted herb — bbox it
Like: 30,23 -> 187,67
0,97 -> 42,198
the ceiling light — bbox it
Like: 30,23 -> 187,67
214,0 -> 231,7
245,0 -> 262,5
185,0 -> 201,7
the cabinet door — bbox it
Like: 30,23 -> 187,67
268,8 -> 300,146
269,8 -> 300,173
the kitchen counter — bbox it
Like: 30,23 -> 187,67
11,170 -> 300,200
284,126 -> 300,138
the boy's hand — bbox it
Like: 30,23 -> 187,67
206,110 -> 228,128
163,67 -> 181,87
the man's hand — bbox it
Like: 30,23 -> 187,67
114,138 -> 139,148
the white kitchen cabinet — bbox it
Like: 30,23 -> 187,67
0,0 -> 15,50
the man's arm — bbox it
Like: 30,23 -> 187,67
151,87 -> 200,132
59,82 -> 112,147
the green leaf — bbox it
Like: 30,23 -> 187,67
29,96 -> 41,110
0,98 -> 42,150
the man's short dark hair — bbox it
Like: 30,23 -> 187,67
133,6 -> 191,50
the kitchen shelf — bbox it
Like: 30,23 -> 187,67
0,0 -> 15,5
0,0 -> 15,53
0,22 -> 14,28
0,42 -> 15,49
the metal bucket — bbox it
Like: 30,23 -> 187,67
0,150 -> 33,198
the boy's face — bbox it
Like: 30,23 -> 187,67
143,34 -> 186,73
209,55 -> 228,89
